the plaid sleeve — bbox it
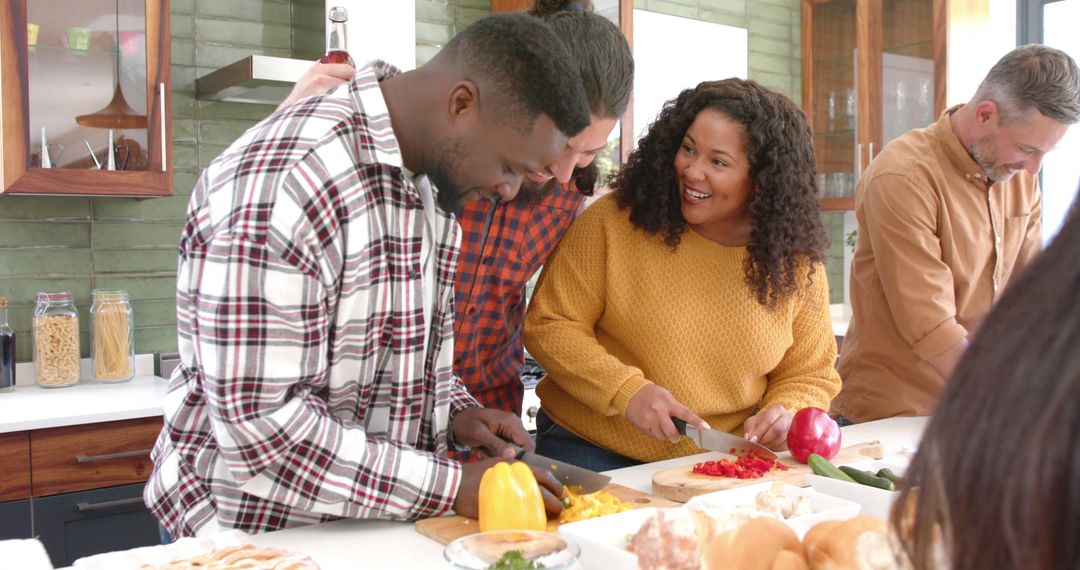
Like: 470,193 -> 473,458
193,230 -> 462,521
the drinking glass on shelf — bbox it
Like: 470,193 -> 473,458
825,173 -> 843,198
816,173 -> 827,198
844,87 -> 856,131
917,76 -> 933,125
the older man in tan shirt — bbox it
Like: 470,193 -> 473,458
834,45 -> 1080,423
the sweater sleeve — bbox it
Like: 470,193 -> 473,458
761,264 -> 842,414
523,204 -> 651,416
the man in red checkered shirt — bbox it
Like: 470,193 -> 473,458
453,3 -> 634,435
145,14 -> 591,538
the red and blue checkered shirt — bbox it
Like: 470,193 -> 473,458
145,61 -> 479,537
453,183 -> 585,418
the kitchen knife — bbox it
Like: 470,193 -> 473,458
671,417 -> 779,460
510,444 -> 611,494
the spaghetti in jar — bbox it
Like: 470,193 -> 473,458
90,290 -> 134,383
33,292 -> 81,387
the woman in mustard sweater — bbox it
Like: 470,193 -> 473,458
523,79 -> 841,470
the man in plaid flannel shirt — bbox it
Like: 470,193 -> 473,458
453,3 -> 633,431
145,14 -> 590,538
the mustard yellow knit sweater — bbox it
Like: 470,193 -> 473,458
523,194 -> 841,462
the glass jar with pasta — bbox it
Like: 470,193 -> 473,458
33,291 -> 81,387
90,290 -> 134,383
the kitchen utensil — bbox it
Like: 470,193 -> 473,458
651,440 -> 885,502
84,140 -> 102,169
106,129 -> 116,170
510,444 -> 610,494
671,417 -> 777,460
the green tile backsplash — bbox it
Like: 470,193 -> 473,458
0,0 -> 815,363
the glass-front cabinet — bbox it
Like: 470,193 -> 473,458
803,0 -> 943,210
0,0 -> 171,196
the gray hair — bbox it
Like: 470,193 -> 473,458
972,44 -> 1080,125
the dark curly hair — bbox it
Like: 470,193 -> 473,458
613,78 -> 828,308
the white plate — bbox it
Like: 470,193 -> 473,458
807,459 -> 908,518
685,482 -> 861,537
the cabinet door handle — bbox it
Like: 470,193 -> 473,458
76,497 -> 145,513
76,448 -> 151,463
160,82 -> 167,172
855,143 -> 863,180
869,142 -> 875,163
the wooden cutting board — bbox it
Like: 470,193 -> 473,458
415,482 -> 678,545
652,440 -> 884,503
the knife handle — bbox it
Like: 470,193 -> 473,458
670,416 -> 688,436
507,443 -> 527,459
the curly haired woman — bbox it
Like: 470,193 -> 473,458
523,79 -> 841,470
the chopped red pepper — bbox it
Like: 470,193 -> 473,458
691,456 -> 789,479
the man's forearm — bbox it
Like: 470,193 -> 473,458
928,337 -> 970,381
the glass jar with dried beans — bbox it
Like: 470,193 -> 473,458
32,291 -> 81,387
90,290 -> 134,383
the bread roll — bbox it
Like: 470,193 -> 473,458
700,518 -> 808,570
804,516 -> 903,570
633,507 -> 775,570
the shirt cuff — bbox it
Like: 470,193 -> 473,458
446,405 -> 481,451
610,374 -> 650,415
911,317 -> 969,361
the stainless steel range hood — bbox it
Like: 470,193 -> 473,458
196,56 -> 312,105
193,2 -> 416,106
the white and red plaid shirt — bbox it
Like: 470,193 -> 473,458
145,61 -> 479,537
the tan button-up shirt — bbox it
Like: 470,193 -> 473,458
833,107 -> 1042,422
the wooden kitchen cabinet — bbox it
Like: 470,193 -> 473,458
29,415 -> 161,497
802,0 -> 946,210
0,0 -> 171,196
0,431 -> 30,502
1,417 -> 164,566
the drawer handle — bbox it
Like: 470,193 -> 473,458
76,497 -> 145,513
76,448 -> 151,463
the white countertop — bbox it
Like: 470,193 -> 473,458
250,416 -> 928,569
0,356 -> 167,433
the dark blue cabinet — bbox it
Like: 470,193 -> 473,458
33,483 -> 160,567
0,499 -> 32,540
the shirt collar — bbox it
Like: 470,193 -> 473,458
932,104 -> 992,188
349,59 -> 404,169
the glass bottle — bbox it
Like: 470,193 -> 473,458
319,6 -> 355,66
90,290 -> 134,383
32,292 -> 80,388
0,296 -> 15,393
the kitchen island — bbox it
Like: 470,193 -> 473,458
248,416 -> 927,569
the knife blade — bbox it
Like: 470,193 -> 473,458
510,445 -> 611,494
671,417 -> 778,460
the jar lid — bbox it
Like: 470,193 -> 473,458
36,291 -> 74,302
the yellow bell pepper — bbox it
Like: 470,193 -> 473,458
478,461 -> 547,532
557,486 -> 632,524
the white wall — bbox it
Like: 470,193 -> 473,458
631,10 -> 748,145
334,1 -> 416,71
946,0 -> 1016,106
1040,0 -> 1080,244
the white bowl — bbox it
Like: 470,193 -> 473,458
559,507 -> 668,570
443,530 -> 580,570
685,482 -> 861,537
807,459 -> 907,518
